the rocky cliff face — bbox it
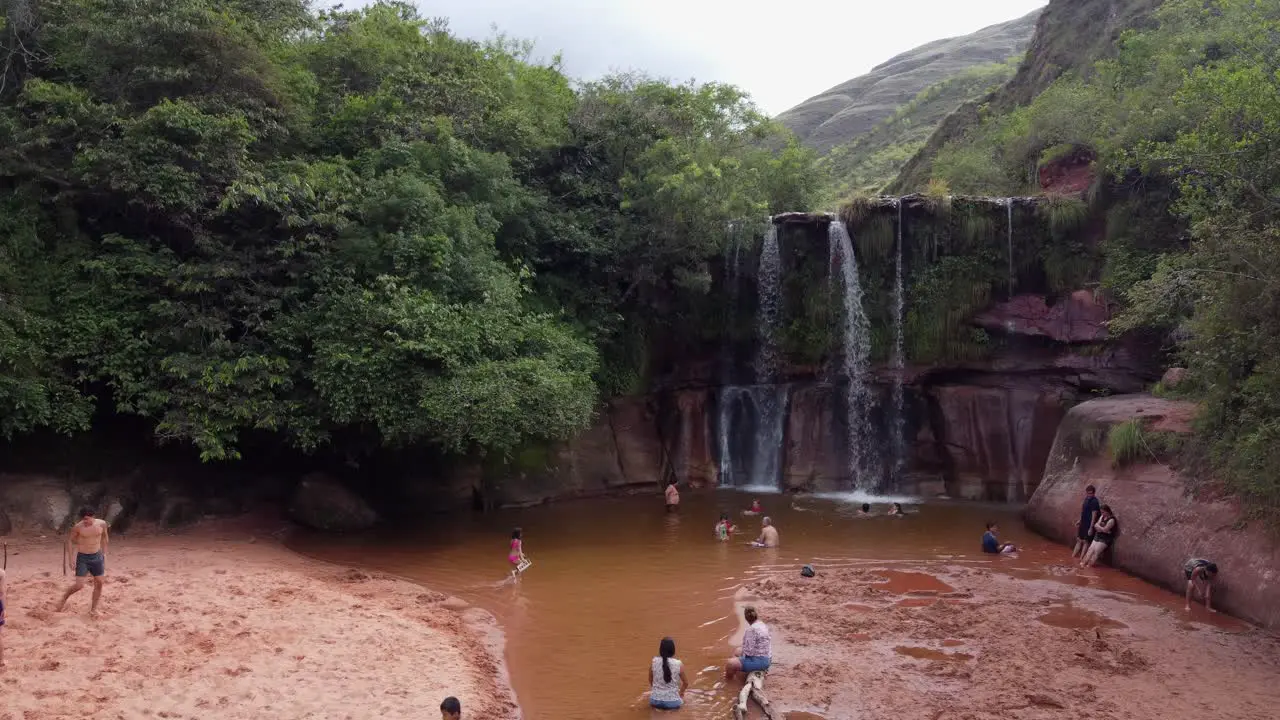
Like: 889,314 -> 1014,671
1024,396 -> 1280,630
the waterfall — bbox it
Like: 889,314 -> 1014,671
717,385 -> 788,490
829,220 -> 878,489
1006,198 -> 1015,296
891,200 -> 906,483
754,224 -> 781,382
717,224 -> 787,490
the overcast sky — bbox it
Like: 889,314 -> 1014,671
350,1 -> 1048,115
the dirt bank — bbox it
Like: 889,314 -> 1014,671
0,516 -> 518,719
748,561 -> 1280,720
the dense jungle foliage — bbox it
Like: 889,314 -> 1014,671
928,0 -> 1280,517
0,0 -> 816,460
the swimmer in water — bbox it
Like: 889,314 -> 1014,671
887,502 -> 906,517
747,499 -> 762,514
856,503 -> 873,516
714,513 -> 737,541
664,480 -> 680,512
508,528 -> 527,576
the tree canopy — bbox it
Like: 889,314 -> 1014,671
0,0 -> 815,460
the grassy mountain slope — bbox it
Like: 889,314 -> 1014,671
777,10 -> 1040,155
889,0 -> 1164,192
818,58 -> 1018,199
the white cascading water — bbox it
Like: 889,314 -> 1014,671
718,224 -> 787,490
829,220 -> 878,489
891,200 -> 906,483
1006,198 -> 1015,296
754,224 -> 781,382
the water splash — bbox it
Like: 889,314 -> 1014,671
891,199 -> 906,484
829,220 -> 878,489
754,224 -> 781,382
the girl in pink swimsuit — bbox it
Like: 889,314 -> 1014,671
508,528 -> 525,574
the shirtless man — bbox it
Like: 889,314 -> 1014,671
754,517 -> 779,548
57,507 -> 110,616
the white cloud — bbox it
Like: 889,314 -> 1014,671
348,0 -> 1048,115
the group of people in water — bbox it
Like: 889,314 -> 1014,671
1069,484 -> 1219,612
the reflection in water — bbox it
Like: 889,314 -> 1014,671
288,492 -> 1207,720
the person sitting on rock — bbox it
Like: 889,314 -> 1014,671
1080,505 -> 1117,568
982,521 -> 1018,554
440,696 -> 461,719
724,606 -> 772,680
1184,559 -> 1219,612
753,517 -> 779,548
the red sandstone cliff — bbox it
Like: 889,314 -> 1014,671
1024,395 -> 1280,629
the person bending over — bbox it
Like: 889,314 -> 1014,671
982,521 -> 1017,554
648,636 -> 689,710
724,606 -> 772,680
1184,559 -> 1218,612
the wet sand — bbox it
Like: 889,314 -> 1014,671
0,516 -> 518,720
753,561 -> 1280,720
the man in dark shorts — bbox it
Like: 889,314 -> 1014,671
1184,559 -> 1218,612
56,507 -> 110,616
1073,485 -> 1101,559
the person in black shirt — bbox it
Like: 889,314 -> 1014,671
1072,485 -> 1101,559
1080,505 -> 1117,567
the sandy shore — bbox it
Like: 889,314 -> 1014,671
749,561 -> 1280,720
0,516 -> 518,720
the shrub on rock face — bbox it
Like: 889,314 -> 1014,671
288,474 -> 378,532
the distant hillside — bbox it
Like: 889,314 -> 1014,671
818,59 -> 1018,199
889,0 -> 1164,192
777,10 -> 1041,155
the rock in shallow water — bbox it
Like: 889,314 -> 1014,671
288,473 -> 378,532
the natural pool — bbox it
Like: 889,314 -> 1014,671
289,491 -> 1254,719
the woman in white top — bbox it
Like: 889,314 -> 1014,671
648,636 -> 689,710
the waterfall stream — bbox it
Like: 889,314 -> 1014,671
717,224 -> 787,490
891,200 -> 906,483
829,220 -> 878,489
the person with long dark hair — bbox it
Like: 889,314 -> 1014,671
648,636 -> 688,710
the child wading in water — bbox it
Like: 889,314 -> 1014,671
715,513 -> 737,541
508,528 -> 528,577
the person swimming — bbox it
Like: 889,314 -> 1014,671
856,503 -> 873,516
747,499 -> 762,514
887,502 -> 906,516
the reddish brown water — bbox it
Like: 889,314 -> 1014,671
289,491 -> 1229,720
894,646 -> 974,662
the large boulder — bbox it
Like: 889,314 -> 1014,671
288,474 -> 378,532
1026,395 -> 1280,629
0,476 -> 74,531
